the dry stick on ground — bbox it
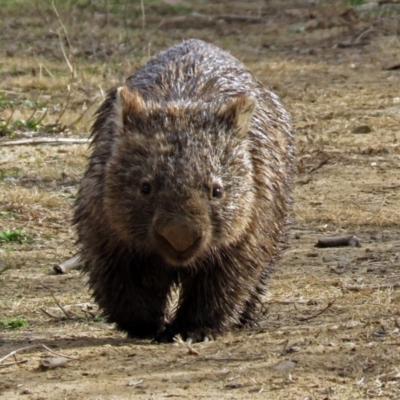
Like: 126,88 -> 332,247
219,14 -> 263,23
0,360 -> 28,368
0,138 -> 89,146
42,285 -> 75,320
315,235 -> 361,248
0,344 -> 79,367
345,282 -> 400,291
39,308 -> 60,320
173,337 -> 200,356
308,155 -> 330,174
297,298 -> 337,322
54,254 -> 83,274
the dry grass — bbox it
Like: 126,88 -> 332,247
2,0 -> 400,399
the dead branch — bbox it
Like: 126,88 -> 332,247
173,336 -> 200,356
219,14 -> 263,23
39,308 -> 59,319
309,155 -> 331,173
40,357 -> 70,370
0,138 -> 89,146
41,344 -> 79,360
42,286 -> 75,320
315,235 -> 360,248
0,344 -> 79,368
54,255 -> 83,274
202,355 -> 265,362
0,345 -> 39,364
0,360 -> 28,368
297,298 -> 337,322
345,283 -> 400,291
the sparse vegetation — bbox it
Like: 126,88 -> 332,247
0,317 -> 26,329
0,229 -> 30,244
349,0 -> 364,6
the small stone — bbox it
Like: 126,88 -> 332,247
352,125 -> 372,134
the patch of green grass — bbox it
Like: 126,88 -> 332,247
0,120 -> 12,137
13,117 -> 42,131
0,169 -> 20,180
165,4 -> 193,15
0,229 -> 31,244
0,265 -> 13,274
348,0 -> 364,6
0,94 -> 45,111
0,210 -> 20,218
0,317 -> 26,329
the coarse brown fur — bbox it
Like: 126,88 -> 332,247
73,39 -> 294,342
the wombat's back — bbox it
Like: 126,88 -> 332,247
127,40 -> 283,116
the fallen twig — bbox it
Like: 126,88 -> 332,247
0,137 -> 89,146
54,255 -> 83,274
39,308 -> 59,319
40,356 -> 70,370
0,359 -> 28,368
173,336 -> 200,356
219,14 -> 263,23
41,344 -> 79,360
42,286 -> 75,320
308,155 -> 330,173
315,235 -> 360,248
0,345 -> 38,365
0,344 -> 79,370
0,344 -> 79,366
297,298 -> 337,322
345,283 -> 400,291
202,355 -> 265,362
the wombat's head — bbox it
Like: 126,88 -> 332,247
103,87 -> 257,266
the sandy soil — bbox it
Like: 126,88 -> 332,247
1,1 -> 400,399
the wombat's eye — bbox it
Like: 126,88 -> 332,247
141,182 -> 152,195
212,185 -> 223,199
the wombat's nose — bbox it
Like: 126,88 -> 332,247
157,219 -> 201,252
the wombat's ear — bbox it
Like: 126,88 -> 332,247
114,86 -> 146,133
219,94 -> 257,135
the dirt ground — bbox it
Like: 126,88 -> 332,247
1,0 -> 400,399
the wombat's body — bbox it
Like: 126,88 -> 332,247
74,39 -> 294,342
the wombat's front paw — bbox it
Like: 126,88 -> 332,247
182,331 -> 211,344
154,324 -> 176,343
154,324 -> 213,344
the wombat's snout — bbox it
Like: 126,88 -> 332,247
156,217 -> 202,253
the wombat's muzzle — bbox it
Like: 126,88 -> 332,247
156,217 -> 202,253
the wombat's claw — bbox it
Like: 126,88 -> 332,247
185,336 -> 208,344
183,332 -> 211,343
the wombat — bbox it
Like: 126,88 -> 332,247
74,39 -> 294,342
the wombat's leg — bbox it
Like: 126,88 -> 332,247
238,269 -> 270,327
111,286 -> 170,339
156,261 -> 263,343
90,259 -> 174,339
